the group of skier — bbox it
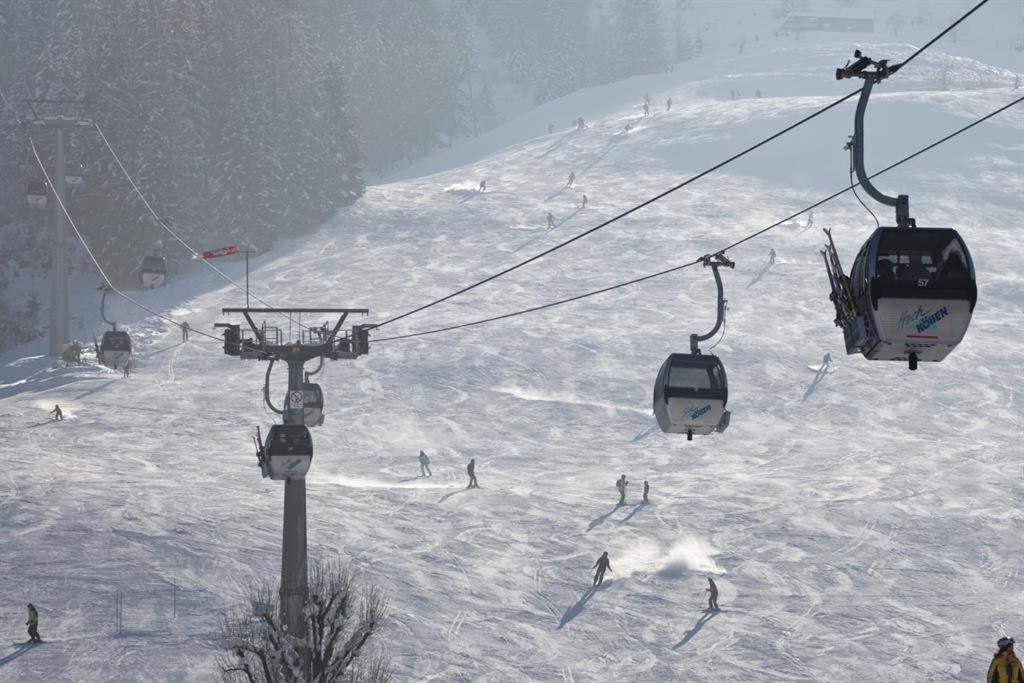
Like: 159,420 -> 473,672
416,450 -> 478,488
614,474 -> 650,505
638,93 -> 673,119
413,443 -> 1022,671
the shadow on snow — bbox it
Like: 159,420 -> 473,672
557,583 -> 608,629
0,642 -> 38,666
672,609 -> 720,649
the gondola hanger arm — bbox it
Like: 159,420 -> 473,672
690,254 -> 734,354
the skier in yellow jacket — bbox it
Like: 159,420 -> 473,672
989,638 -> 1024,683
26,603 -> 42,643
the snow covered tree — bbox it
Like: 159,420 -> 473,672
609,0 -> 667,80
531,1 -> 591,105
219,559 -> 390,682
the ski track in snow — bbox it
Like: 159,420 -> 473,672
1,39 -> 1023,681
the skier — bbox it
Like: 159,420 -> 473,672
768,248 -> 776,265
643,100 -> 650,117
566,171 -> 575,188
616,474 -> 629,505
50,404 -> 64,421
805,211 -> 814,229
181,321 -> 190,342
988,637 -> 1023,683
581,194 -> 588,209
1014,75 -> 1020,91
666,97 -> 672,112
123,359 -> 131,378
466,458 -> 479,488
25,603 -> 41,643
576,116 -> 585,131
706,577 -> 719,611
546,212 -> 556,230
478,179 -> 486,193
592,551 -> 612,586
643,480 -> 650,503
62,342 -> 83,366
419,450 -> 432,477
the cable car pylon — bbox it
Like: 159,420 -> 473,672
217,307 -> 371,656
823,51 -> 977,371
653,253 -> 734,440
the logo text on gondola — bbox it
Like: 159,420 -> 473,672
688,404 -> 712,420
898,305 -> 948,334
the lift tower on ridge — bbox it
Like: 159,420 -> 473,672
218,307 -> 371,648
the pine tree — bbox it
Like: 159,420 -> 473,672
610,0 -> 668,80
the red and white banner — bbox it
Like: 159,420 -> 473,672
201,245 -> 238,259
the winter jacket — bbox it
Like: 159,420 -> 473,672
988,651 -> 1024,683
26,607 -> 38,626
593,555 -> 611,572
419,452 -> 430,465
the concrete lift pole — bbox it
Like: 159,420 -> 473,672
23,100 -> 93,356
219,307 -> 370,645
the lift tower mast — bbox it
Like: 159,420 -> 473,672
219,307 -> 371,647
23,100 -> 93,357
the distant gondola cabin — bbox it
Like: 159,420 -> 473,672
25,181 -> 48,208
140,256 -> 167,289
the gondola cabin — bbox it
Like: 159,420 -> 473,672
140,256 -> 167,289
263,425 -> 313,480
97,330 -> 132,369
653,353 -> 731,440
303,383 -> 324,426
65,162 -> 85,187
843,227 -> 976,369
25,181 -> 47,208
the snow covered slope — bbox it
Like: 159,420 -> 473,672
1,43 -> 1022,681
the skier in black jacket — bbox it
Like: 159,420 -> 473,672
593,551 -> 612,586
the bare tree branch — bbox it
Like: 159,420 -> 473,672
219,559 -> 389,682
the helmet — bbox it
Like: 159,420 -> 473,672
998,637 -> 1015,651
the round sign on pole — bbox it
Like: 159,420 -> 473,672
289,390 -> 304,409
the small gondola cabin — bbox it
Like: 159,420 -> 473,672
263,425 -> 313,480
140,256 -> 167,289
653,353 -> 730,440
302,383 -> 324,427
98,330 -> 132,369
